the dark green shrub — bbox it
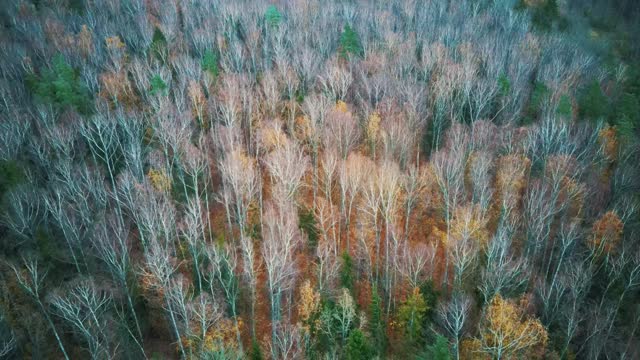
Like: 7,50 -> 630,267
531,0 -> 560,31
518,0 -> 566,32
25,54 -> 92,113
579,81 -> 609,121
498,73 -> 511,97
250,340 -> 263,360
298,208 -> 319,248
202,50 -> 219,78
521,81 -> 549,125
340,251 -> 354,291
530,82 -> 550,113
556,94 -> 573,118
614,93 -> 639,140
149,75 -> 167,96
150,27 -> 167,60
0,160 -> 24,196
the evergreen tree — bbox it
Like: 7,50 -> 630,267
369,284 -> 386,356
250,340 -> 263,360
579,81 -> 609,121
150,75 -> 168,96
298,208 -> 319,248
398,288 -> 428,342
150,27 -> 167,60
340,252 -> 354,291
418,334 -> 451,360
345,329 -> 373,360
26,54 -> 92,113
265,5 -> 282,27
202,50 -> 219,78
339,25 -> 363,59
557,94 -> 573,118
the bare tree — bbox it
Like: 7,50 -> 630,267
480,219 -> 528,303
264,139 -> 309,202
319,62 -> 352,101
338,153 -> 370,250
323,105 -> 360,160
401,164 -> 426,244
204,242 -> 243,352
138,197 -> 189,359
335,288 -> 356,345
45,185 -> 89,274
397,242 -> 435,289
8,256 -> 70,360
1,185 -> 42,243
315,226 -> 341,295
261,70 -> 281,117
218,147 -> 260,237
93,217 -> 144,355
301,93 -> 332,201
48,279 -> 115,360
262,201 -> 301,358
558,262 -> 591,359
448,206 -> 481,290
468,150 -> 494,217
377,160 -> 402,303
438,292 -> 471,360
271,323 -> 304,360
431,126 -> 467,289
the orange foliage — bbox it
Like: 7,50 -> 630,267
99,69 -> 137,107
77,25 -> 93,58
105,36 -> 126,50
335,100 -> 349,113
450,204 -> 489,248
475,294 -> 548,359
495,154 -> 530,213
44,18 -> 74,51
202,318 -> 241,353
258,120 -> 289,151
589,210 -> 623,256
297,280 -> 320,333
366,111 -> 381,150
598,125 -> 618,162
295,115 -> 313,143
148,168 -> 172,193
188,80 -> 207,124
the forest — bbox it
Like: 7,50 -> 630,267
0,0 -> 639,358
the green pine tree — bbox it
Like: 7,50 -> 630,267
202,50 -> 219,78
298,208 -> 319,248
369,284 -> 386,356
557,94 -> 573,118
340,252 -> 354,291
250,340 -> 263,360
579,81 -> 609,121
498,73 -> 511,97
346,329 -> 373,360
150,75 -> 168,96
26,54 -> 92,114
339,25 -> 363,59
265,5 -> 282,27
151,27 -> 168,60
398,287 -> 428,342
418,334 -> 452,360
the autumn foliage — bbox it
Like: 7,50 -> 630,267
1,0 -> 639,359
